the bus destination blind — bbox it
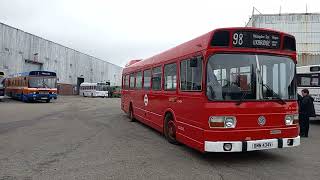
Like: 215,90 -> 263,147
232,31 -> 280,49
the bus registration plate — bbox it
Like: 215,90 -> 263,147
252,141 -> 274,150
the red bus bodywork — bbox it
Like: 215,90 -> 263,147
121,27 -> 300,152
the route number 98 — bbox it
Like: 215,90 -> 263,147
233,33 -> 244,46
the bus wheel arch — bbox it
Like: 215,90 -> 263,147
164,110 -> 179,144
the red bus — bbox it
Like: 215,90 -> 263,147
121,27 -> 300,152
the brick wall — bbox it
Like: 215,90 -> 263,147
57,83 -> 77,95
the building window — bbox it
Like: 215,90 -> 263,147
143,69 -> 151,90
164,63 -> 177,90
180,56 -> 202,91
136,71 -> 142,89
152,66 -> 162,91
129,73 -> 135,89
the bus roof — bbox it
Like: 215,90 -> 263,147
80,82 -> 107,86
297,65 -> 320,74
123,27 -> 296,74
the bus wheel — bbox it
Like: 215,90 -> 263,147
21,93 -> 28,102
128,105 -> 135,122
164,113 -> 179,144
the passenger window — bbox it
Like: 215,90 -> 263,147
180,56 -> 202,91
136,71 -> 142,89
129,73 -> 135,89
164,63 -> 177,90
152,66 -> 162,91
143,69 -> 151,90
125,75 -> 129,89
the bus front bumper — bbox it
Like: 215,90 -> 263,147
26,93 -> 58,100
204,136 -> 300,152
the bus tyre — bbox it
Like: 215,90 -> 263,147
128,105 -> 135,122
21,93 -> 28,103
164,114 -> 179,145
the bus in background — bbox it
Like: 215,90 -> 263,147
79,82 -> 109,97
297,65 -> 320,119
5,71 -> 58,103
122,27 -> 300,153
0,71 -> 5,100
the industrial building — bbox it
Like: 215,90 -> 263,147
247,13 -> 320,66
0,22 -> 122,95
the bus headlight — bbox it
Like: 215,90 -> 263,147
285,114 -> 298,125
209,116 -> 236,128
225,117 -> 236,128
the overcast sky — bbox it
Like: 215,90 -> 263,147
0,0 -> 319,67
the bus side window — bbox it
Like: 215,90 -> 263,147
136,71 -> 142,89
129,73 -> 135,89
122,75 -> 125,89
152,66 -> 162,91
143,69 -> 151,90
180,56 -> 203,91
125,75 -> 129,89
164,63 -> 177,90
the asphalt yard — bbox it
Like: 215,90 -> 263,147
0,96 -> 319,180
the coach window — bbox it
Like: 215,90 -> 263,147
122,75 -> 125,89
164,63 -> 177,90
152,66 -> 162,91
143,69 -> 151,90
129,73 -> 135,89
125,75 -> 129,89
136,71 -> 142,89
180,56 -> 202,91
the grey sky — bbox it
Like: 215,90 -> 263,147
0,0 -> 319,67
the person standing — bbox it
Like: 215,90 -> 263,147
299,89 -> 315,137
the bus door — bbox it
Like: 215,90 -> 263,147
174,56 -> 204,146
133,71 -> 145,119
144,66 -> 163,129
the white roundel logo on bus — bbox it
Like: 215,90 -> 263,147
258,116 -> 266,126
144,94 -> 148,106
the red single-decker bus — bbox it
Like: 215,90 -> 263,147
121,27 -> 300,152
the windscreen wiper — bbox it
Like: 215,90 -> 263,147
262,83 -> 286,105
236,90 -> 249,106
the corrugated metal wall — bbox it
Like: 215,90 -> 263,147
0,23 -> 122,86
247,13 -> 320,66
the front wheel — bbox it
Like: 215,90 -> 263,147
164,114 -> 179,144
